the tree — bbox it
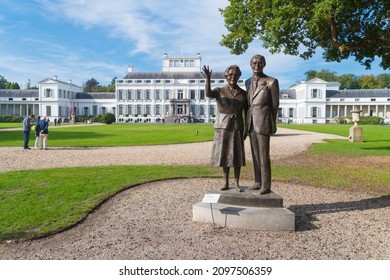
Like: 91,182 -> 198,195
5,82 -> 20,89
83,77 -> 116,92
83,78 -> 100,92
0,75 -> 8,89
305,69 -> 338,82
377,74 -> 390,89
220,0 -> 390,69
359,75 -> 379,89
303,69 -> 388,89
337,74 -> 360,89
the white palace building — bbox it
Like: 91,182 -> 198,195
1,53 -> 390,124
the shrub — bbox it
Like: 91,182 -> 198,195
101,113 -> 116,124
333,116 -> 348,124
359,116 -> 383,125
0,116 -> 23,123
93,114 -> 102,122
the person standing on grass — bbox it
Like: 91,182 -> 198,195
34,116 -> 41,149
203,64 -> 248,192
22,114 -> 35,150
38,116 -> 49,150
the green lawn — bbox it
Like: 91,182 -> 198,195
0,165 -> 218,242
0,123 -> 215,146
0,123 -> 23,129
273,124 -> 390,195
282,124 -> 390,156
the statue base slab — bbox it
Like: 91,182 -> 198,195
193,189 -> 295,231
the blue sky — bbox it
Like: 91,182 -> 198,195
0,0 -> 388,89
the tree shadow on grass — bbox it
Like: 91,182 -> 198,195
288,195 -> 390,231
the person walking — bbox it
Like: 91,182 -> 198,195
22,114 -> 35,150
246,54 -> 280,194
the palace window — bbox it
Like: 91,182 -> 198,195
289,108 -> 294,117
200,105 -> 205,115
136,90 -> 142,100
128,90 -> 133,100
210,106 -> 215,116
165,90 -> 170,100
311,89 -> 321,98
311,107 -> 320,118
45,89 -> 53,98
177,90 -> 184,100
199,89 -> 205,100
155,89 -> 161,100
145,90 -> 151,100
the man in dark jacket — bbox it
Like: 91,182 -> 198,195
38,116 -> 49,150
246,54 -> 279,194
22,114 -> 35,150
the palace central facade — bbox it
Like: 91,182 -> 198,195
1,53 -> 390,124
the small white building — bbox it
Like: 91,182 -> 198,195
278,78 -> 390,124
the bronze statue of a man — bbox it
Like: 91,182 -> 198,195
203,65 -> 248,192
246,54 -> 280,194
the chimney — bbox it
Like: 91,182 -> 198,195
128,65 -> 134,73
53,75 -> 58,81
68,79 -> 72,84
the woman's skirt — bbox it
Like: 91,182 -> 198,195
210,128 -> 245,167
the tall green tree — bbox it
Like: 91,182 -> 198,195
5,82 -> 20,89
337,74 -> 360,89
304,69 -> 337,82
0,75 -> 8,89
83,78 -> 100,92
359,75 -> 379,89
220,0 -> 390,69
377,74 -> 390,89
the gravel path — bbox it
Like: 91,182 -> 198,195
0,127 -> 389,259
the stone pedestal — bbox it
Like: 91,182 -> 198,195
349,124 -> 363,142
193,188 -> 295,231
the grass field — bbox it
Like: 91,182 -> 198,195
271,124 -> 390,195
283,124 -> 390,156
0,123 -> 215,146
0,123 -> 389,242
0,165 -> 218,242
0,123 -> 23,129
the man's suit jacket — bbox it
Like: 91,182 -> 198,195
245,76 -> 280,135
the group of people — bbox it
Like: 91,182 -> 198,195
22,114 -> 49,150
203,54 -> 279,195
54,117 -> 63,126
